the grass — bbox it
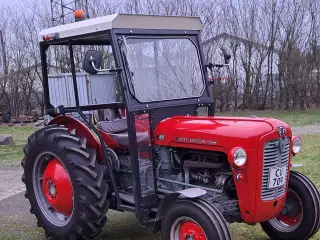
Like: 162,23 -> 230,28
0,126 -> 36,165
293,134 -> 320,189
217,109 -> 320,126
0,222 -> 43,240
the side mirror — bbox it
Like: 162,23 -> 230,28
83,50 -> 101,74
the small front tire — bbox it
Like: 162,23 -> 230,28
161,198 -> 231,240
261,171 -> 320,240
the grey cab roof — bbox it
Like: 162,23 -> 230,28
38,13 -> 203,42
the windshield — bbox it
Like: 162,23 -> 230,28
122,37 -> 205,102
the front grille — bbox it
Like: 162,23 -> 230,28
261,137 -> 290,200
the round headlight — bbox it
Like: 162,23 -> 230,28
292,137 -> 302,154
233,148 -> 247,167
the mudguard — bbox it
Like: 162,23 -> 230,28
48,116 -> 105,161
153,188 -> 207,233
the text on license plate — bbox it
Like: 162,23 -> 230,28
268,166 -> 287,189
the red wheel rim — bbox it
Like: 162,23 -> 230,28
179,221 -> 207,240
277,191 -> 302,226
42,158 -> 73,215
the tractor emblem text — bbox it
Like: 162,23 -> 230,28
176,137 -> 216,145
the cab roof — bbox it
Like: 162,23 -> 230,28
38,13 -> 202,42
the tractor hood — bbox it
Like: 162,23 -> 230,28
153,116 -> 291,151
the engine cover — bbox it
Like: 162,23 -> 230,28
154,116 -> 291,150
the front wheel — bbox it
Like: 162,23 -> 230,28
161,198 -> 231,240
261,171 -> 320,240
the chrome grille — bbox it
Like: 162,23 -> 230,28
261,137 -> 290,200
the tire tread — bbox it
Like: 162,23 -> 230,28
21,125 -> 109,240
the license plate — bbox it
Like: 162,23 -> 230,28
268,166 -> 287,189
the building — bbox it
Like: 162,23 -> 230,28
203,33 -> 281,109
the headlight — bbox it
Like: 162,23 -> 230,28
233,148 -> 247,167
292,137 -> 302,154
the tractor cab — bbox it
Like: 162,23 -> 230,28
39,13 -> 212,199
20,13 -> 319,240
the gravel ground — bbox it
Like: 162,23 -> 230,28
0,165 -> 24,201
291,124 -> 320,136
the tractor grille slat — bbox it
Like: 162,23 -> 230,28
261,137 -> 290,201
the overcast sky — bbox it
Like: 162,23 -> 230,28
0,0 -> 23,7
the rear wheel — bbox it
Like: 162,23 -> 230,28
21,125 -> 109,239
261,171 -> 320,240
161,199 -> 231,240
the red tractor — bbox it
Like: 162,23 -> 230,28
22,14 -> 319,240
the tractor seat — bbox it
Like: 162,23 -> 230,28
97,119 -> 149,147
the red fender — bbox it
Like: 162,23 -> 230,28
48,115 -> 151,161
48,116 -> 106,161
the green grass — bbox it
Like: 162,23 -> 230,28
217,109 -> 320,126
0,222 -> 43,240
0,126 -> 36,164
293,134 -> 320,189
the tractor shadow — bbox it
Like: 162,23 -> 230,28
98,210 -> 160,240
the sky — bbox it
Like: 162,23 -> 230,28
0,0 -> 21,6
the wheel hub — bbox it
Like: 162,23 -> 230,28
46,179 -> 57,198
42,158 -> 73,215
277,191 -> 302,227
179,222 -> 207,240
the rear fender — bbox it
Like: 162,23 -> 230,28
153,188 -> 207,233
48,116 -> 104,161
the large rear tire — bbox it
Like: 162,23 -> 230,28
21,125 -> 109,239
261,171 -> 320,240
161,198 -> 231,240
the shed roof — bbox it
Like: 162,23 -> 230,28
39,14 -> 202,42
203,32 -> 280,54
